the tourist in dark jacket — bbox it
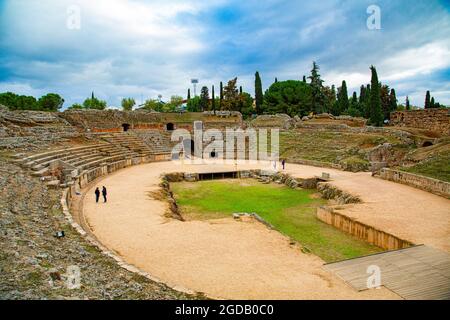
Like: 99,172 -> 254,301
95,187 -> 100,203
102,186 -> 107,203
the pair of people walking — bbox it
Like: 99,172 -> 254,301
95,186 -> 107,203
272,159 -> 286,171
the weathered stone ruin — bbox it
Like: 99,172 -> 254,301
390,108 -> 450,135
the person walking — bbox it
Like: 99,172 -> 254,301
102,186 -> 107,203
95,187 -> 100,203
282,159 -> 286,170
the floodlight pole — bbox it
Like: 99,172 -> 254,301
191,79 -> 199,97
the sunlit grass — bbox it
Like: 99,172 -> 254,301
171,179 -> 382,262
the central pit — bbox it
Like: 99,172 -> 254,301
170,178 -> 382,263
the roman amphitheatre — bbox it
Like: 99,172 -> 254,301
0,107 -> 449,300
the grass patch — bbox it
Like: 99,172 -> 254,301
279,130 -> 400,165
400,150 -> 450,182
171,179 -> 382,262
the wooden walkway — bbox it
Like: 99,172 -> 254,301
324,245 -> 450,300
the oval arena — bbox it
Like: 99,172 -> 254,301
4,109 -> 450,300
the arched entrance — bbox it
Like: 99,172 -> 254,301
122,123 -> 130,132
166,123 -> 175,131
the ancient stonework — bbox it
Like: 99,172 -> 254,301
390,109 -> 450,135
250,114 -> 295,130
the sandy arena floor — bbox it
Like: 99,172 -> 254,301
79,160 -> 450,299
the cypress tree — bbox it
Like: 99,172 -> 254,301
211,85 -> 215,112
338,80 -> 349,115
389,88 -> 397,115
199,86 -> 209,111
219,82 -> 223,110
302,75 -> 307,83
239,86 -> 243,94
430,97 -> 435,108
348,91 -> 359,117
352,91 -> 358,103
406,96 -> 410,110
359,85 -> 366,115
275,77 -> 278,83
187,89 -> 191,101
369,66 -> 383,126
364,84 -> 371,119
425,91 -> 431,109
255,71 -> 263,114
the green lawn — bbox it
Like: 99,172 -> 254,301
171,179 -> 382,263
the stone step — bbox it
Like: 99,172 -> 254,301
46,180 -> 61,189
31,167 -> 49,177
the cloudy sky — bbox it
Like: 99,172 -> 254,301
0,0 -> 449,109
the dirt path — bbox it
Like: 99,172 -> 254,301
327,173 -> 450,252
80,161 -> 447,299
78,163 -> 398,299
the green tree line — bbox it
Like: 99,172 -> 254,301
0,92 -> 64,111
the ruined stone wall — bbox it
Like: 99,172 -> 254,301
317,207 -> 413,250
390,108 -> 449,135
59,110 -> 242,132
0,108 -> 82,150
379,168 -> 450,198
250,114 -> 295,130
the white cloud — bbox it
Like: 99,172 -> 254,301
380,42 -> 450,81
1,0 -> 449,108
0,82 -> 46,97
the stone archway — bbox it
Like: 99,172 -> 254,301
122,123 -> 131,132
166,123 -> 175,131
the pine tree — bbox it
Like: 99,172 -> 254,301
222,78 -> 240,111
308,62 -> 326,114
337,80 -> 349,115
322,85 -> 336,114
369,66 -> 383,126
211,85 -> 215,112
425,91 -> 431,109
255,71 -> 263,114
